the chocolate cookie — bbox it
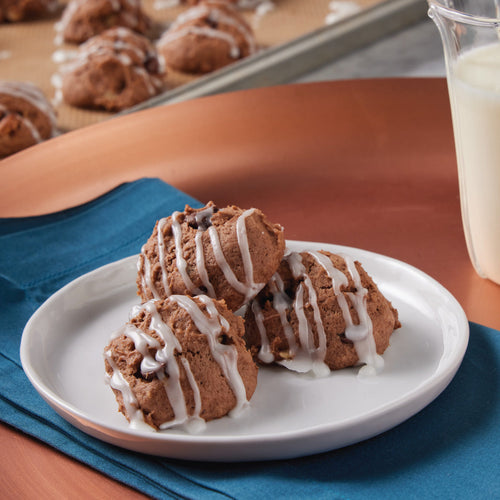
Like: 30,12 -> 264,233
0,81 -> 57,158
0,0 -> 59,22
244,250 -> 401,376
56,0 -> 152,44
157,0 -> 257,74
137,202 -> 286,311
59,27 -> 165,111
104,295 -> 258,431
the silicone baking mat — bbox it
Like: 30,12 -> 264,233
1,0 -> 391,131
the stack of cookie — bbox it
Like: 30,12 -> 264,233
105,203 -> 285,432
104,203 -> 401,432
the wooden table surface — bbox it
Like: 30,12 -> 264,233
1,78 -> 498,498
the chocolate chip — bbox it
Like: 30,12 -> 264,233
338,332 -> 353,345
186,213 -> 213,231
205,15 -> 218,29
144,55 -> 159,74
218,333 -> 233,345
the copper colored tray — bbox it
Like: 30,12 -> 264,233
2,77 -> 500,500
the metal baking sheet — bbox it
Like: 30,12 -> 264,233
1,0 -> 427,131
128,0 -> 428,110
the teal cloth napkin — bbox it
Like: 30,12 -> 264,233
1,178 -> 498,499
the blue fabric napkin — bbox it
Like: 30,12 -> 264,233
1,178 -> 498,499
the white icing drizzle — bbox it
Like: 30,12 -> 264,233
236,208 -> 263,298
268,272 -> 297,351
50,73 -> 63,107
192,204 -> 216,296
156,218 -> 171,296
154,0 -> 180,9
137,248 -> 161,299
61,37 -> 141,72
283,252 -> 330,377
119,322 -> 162,373
238,0 -> 267,8
54,0 -> 83,44
208,208 -> 264,302
250,300 -> 274,363
171,295 -> 249,417
0,82 -> 57,139
171,211 -> 205,294
309,251 -> 383,375
170,4 -> 224,29
179,357 -> 205,434
104,349 -> 152,431
251,269 -> 298,364
22,115 -> 43,142
194,231 -> 216,297
253,0 -> 274,28
52,48 -> 78,64
339,253 -> 384,376
142,301 -> 204,429
325,0 -> 361,25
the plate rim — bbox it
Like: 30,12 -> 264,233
20,240 -> 470,457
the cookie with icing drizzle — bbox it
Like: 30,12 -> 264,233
56,0 -> 152,45
58,27 -> 165,111
157,0 -> 257,74
0,81 -> 57,158
104,295 -> 258,431
137,202 -> 285,311
244,250 -> 401,377
0,0 -> 59,22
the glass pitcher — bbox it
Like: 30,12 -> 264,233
428,0 -> 500,284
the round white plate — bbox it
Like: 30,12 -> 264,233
20,241 -> 469,461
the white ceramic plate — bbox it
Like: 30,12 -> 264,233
20,241 -> 469,461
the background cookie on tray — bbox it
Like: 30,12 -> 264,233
0,81 -> 57,158
0,0 -> 60,23
157,0 -> 257,74
55,0 -> 153,44
56,27 -> 165,111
